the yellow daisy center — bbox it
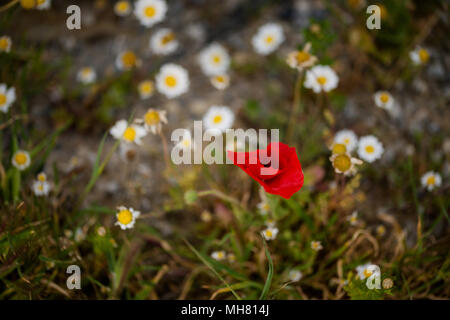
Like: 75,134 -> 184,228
213,115 -> 223,124
14,153 -> 28,165
343,138 -> 350,145
296,51 -> 310,63
265,35 -> 274,44
418,49 -> 429,63
332,143 -> 347,155
183,139 -> 191,147
123,127 -> 136,142
426,176 -> 435,186
380,93 -> 389,103
37,184 -> 44,191
265,230 -> 273,238
121,51 -> 137,68
38,173 -> 46,182
0,38 -> 9,50
0,93 -> 6,105
363,269 -> 373,278
165,75 -> 177,87
20,0 -> 36,9
37,0 -> 45,5
263,203 -> 270,211
145,111 -> 160,125
215,75 -> 225,83
161,32 -> 175,45
116,1 -> 129,12
140,81 -> 153,94
217,252 -> 224,259
144,6 -> 156,17
212,55 -> 221,64
333,154 -> 351,172
317,76 -> 327,85
117,209 -> 133,225
365,145 -> 375,154
81,68 -> 92,77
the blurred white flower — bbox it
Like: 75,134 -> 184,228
211,250 -> 226,261
203,106 -> 234,134
134,0 -> 167,28
115,50 -> 141,71
114,1 -> 132,16
77,67 -> 96,84
311,240 -> 323,251
252,23 -> 284,55
410,47 -> 430,66
12,150 -> 31,171
374,91 -> 394,111
304,65 -> 339,93
138,80 -> 154,99
357,135 -> 384,163
421,171 -> 442,191
115,206 -> 140,230
110,119 -> 147,145
0,84 -> 16,113
0,36 -> 12,52
210,74 -> 230,90
334,129 -> 358,153
198,43 -> 230,76
286,42 -> 317,71
150,28 -> 178,55
36,0 -> 51,10
288,270 -> 303,282
156,63 -> 189,98
142,109 -> 167,134
262,226 -> 279,241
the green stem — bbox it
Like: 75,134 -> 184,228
286,71 -> 304,143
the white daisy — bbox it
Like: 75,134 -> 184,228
203,105 -> 234,134
150,28 -> 178,55
347,211 -> 358,226
304,65 -> 339,93
115,50 -> 141,71
374,91 -> 394,111
0,35 -> 12,52
211,250 -> 226,261
134,0 -> 167,28
36,0 -> 51,10
409,47 -> 430,66
77,67 -> 96,84
198,43 -> 230,76
252,23 -> 284,55
288,270 -> 303,282
74,228 -> 86,242
115,206 -> 140,230
142,109 -> 167,134
114,1 -> 132,16
334,129 -> 358,152
137,80 -> 154,99
156,63 -> 189,99
257,200 -> 270,215
261,226 -> 278,241
227,253 -> 236,263
0,84 -> 16,113
32,180 -> 51,196
174,129 -> 195,151
311,240 -> 323,251
357,135 -> 384,163
330,152 -> 363,176
357,264 -> 381,289
356,262 -> 373,280
110,119 -> 147,145
37,172 -> 47,182
265,218 -> 276,228
210,74 -> 230,90
286,42 -> 317,71
12,150 -> 31,171
421,171 -> 442,191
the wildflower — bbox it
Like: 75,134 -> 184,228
330,152 -> 362,176
265,218 -> 276,228
150,28 -> 178,55
356,262 -> 376,280
288,270 -> 303,282
334,129 -> 358,153
382,278 -> 394,289
174,130 -> 195,151
262,226 -> 279,241
347,211 -> 358,226
410,47 -> 430,66
252,23 -> 284,55
357,264 -> 381,289
77,67 -> 96,84
115,50 -> 140,71
0,84 -> 16,113
142,109 -> 167,134
0,36 -> 12,53
110,119 -> 147,145
74,228 -> 86,242
331,143 -> 347,155
257,200 -> 270,215
421,171 -> 442,191
138,80 -> 154,99
12,150 -> 31,171
311,240 -> 323,251
97,226 -> 107,236
156,63 -> 189,98
286,42 -> 317,71
198,43 -> 230,76
227,253 -> 236,263
376,225 -> 386,237
32,172 -> 51,196
134,0 -> 167,28
357,135 -> 384,163
374,91 -> 394,111
228,142 -> 304,199
211,250 -> 226,261
115,206 -> 140,230
36,0 -> 51,10
304,65 -> 339,93
114,1 -> 131,16
203,105 -> 234,134
210,74 -> 230,90
20,0 -> 37,9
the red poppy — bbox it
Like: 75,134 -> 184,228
227,142 -> 304,199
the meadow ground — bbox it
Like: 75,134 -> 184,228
0,0 -> 448,300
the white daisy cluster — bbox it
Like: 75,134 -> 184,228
32,172 -> 51,196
